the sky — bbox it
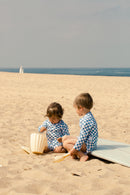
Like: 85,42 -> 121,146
0,0 -> 130,68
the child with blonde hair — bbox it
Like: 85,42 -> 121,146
39,102 -> 70,153
58,93 -> 98,161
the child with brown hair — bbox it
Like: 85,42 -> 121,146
38,102 -> 70,153
58,93 -> 98,161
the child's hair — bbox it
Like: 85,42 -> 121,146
73,93 -> 93,110
45,102 -> 64,119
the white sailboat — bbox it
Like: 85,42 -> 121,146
19,66 -> 24,73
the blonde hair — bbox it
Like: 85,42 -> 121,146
73,93 -> 93,110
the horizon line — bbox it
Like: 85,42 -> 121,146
0,67 -> 130,69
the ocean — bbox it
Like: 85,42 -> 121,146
0,67 -> 130,77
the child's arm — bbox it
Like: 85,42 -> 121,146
39,126 -> 47,133
73,125 -> 90,151
38,120 -> 47,133
62,122 -> 70,136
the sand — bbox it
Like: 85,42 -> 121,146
0,72 -> 130,195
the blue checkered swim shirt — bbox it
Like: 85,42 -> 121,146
74,112 -> 98,154
38,119 -> 70,150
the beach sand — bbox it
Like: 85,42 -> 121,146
0,72 -> 130,195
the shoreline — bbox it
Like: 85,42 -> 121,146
0,67 -> 130,77
0,71 -> 130,78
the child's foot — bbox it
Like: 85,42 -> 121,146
61,148 -> 67,153
80,155 -> 89,162
54,146 -> 66,153
57,137 -> 62,143
44,147 -> 50,153
71,154 -> 78,159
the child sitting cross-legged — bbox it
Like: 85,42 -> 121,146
58,93 -> 98,161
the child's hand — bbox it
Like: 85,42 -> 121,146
39,127 -> 46,132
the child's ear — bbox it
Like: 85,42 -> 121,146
79,106 -> 83,110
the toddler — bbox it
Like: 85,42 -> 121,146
38,102 -> 70,153
58,93 -> 98,161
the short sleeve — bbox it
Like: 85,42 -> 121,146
38,120 -> 48,132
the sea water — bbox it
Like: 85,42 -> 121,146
0,67 -> 130,77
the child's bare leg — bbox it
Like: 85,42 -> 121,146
58,136 -> 86,152
75,151 -> 89,162
58,135 -> 77,143
63,142 -> 74,152
63,140 -> 88,161
63,137 -> 77,151
63,141 -> 78,159
54,146 -> 66,153
58,136 -> 88,161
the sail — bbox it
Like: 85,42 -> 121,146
19,66 -> 24,73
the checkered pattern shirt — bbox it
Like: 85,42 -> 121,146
38,119 -> 70,150
74,112 -> 98,153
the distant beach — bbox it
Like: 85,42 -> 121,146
0,67 -> 130,77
